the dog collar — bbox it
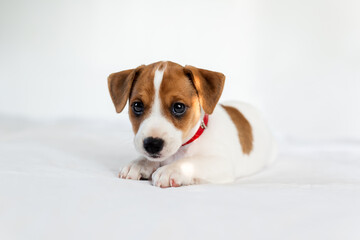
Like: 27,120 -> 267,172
181,114 -> 209,147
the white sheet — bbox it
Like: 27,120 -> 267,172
1,116 -> 360,240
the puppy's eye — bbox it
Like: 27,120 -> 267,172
171,102 -> 186,116
132,101 -> 144,115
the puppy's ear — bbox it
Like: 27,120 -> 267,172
184,65 -> 225,114
108,65 -> 144,113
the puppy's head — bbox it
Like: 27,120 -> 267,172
108,61 -> 225,161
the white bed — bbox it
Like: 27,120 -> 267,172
1,116 -> 359,240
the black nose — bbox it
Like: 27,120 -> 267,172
143,137 -> 164,155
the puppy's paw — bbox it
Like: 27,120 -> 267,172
152,165 -> 193,188
119,159 -> 160,180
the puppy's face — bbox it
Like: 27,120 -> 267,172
108,61 -> 225,161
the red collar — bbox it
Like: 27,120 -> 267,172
182,114 -> 209,146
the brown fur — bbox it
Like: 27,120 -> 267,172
221,104 -> 253,154
108,65 -> 145,113
159,62 -> 201,141
183,65 -> 225,114
127,63 -> 158,133
108,61 -> 225,139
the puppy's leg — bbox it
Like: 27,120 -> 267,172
152,156 -> 234,188
119,158 -> 160,180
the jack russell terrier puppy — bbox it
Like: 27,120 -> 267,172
108,61 -> 276,188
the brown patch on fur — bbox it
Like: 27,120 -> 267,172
183,66 -> 225,114
157,62 -> 167,71
128,62 -> 162,133
159,62 -> 201,141
108,61 -> 225,140
221,104 -> 253,154
108,65 -> 145,113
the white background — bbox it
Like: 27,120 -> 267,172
1,0 -> 359,140
1,2 -> 360,239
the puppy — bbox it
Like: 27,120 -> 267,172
108,61 -> 276,188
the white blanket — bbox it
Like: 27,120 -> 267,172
1,117 -> 359,240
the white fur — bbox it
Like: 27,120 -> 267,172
151,102 -> 277,187
122,70 -> 277,187
133,67 -> 183,162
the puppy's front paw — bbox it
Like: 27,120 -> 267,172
119,159 -> 159,180
152,165 -> 193,188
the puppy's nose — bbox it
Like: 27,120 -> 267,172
143,137 -> 164,155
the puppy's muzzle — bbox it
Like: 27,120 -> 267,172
143,137 -> 164,157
